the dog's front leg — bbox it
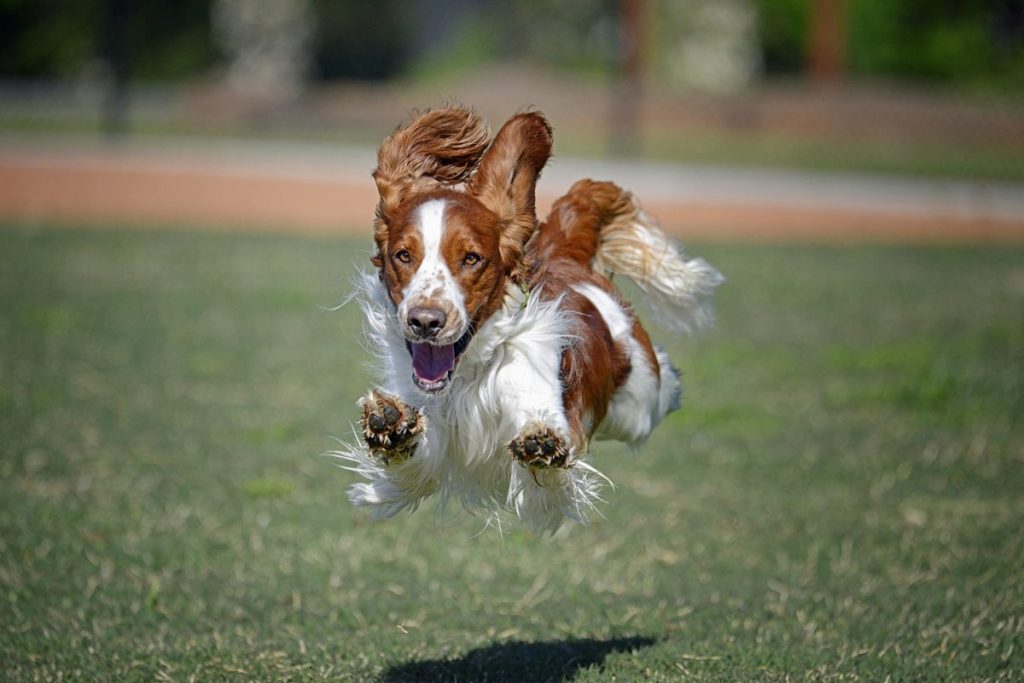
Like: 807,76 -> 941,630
497,349 -> 575,470
359,389 -> 424,466
508,422 -> 573,469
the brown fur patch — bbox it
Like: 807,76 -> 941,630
526,180 -> 664,449
438,194 -> 509,328
558,289 -> 632,448
377,189 -> 513,334
468,112 -> 553,282
375,196 -> 430,307
631,318 -> 661,380
372,107 -> 490,267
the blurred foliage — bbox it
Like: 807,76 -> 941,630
0,0 -> 215,80
757,0 -> 1024,87
0,0 -> 98,78
502,1 -> 616,75
848,0 -> 1024,87
406,0 -> 615,81
310,0 -> 410,80
0,0 -> 1022,90
755,0 -> 807,74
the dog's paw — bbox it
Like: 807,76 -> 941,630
360,391 -> 423,466
508,425 -> 571,469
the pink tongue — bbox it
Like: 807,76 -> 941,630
410,343 -> 456,382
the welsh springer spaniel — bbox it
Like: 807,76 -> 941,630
338,107 -> 722,533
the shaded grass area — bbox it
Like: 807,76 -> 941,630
1,225 -> 1022,681
3,114 -> 1022,182
633,128 -> 1024,183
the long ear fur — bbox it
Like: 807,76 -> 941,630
372,106 -> 490,265
468,112 -> 553,278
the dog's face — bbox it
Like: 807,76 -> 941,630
371,108 -> 553,394
379,192 -> 506,393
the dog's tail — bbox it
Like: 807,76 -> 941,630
549,179 -> 724,332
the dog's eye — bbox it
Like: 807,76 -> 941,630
395,249 -> 411,264
463,252 -> 481,266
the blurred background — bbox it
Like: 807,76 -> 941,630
1,0 -> 1022,238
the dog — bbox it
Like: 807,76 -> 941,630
337,106 -> 723,533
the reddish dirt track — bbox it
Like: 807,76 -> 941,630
1,143 -> 1022,243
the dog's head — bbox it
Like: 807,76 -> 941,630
371,107 -> 553,394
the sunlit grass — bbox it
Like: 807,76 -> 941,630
1,225 -> 1021,680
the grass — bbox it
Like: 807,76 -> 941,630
1,224 -> 1022,681
631,128 -> 1024,183
3,108 -> 1023,183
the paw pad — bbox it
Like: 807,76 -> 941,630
367,401 -> 402,434
360,392 -> 423,466
509,426 -> 570,469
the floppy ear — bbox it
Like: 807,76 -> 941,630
372,106 -> 490,266
468,112 -> 553,278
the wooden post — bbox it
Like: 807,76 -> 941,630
807,0 -> 846,85
610,0 -> 646,157
100,0 -> 131,138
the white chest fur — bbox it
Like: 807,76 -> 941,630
338,274 -> 608,533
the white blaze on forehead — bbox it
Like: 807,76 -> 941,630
415,199 -> 446,265
399,198 -> 467,337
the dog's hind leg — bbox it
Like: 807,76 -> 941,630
359,389 -> 424,466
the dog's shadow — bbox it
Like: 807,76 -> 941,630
381,635 -> 657,683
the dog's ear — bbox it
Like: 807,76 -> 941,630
371,106 -> 490,267
468,112 -> 553,278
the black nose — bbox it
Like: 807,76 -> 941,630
408,307 -> 447,338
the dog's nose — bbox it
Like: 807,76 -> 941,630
408,307 -> 447,338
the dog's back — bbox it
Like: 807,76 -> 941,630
526,179 -> 723,447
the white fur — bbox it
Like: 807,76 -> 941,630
655,347 -> 682,416
336,192 -> 719,533
570,283 -> 631,338
397,199 -> 468,341
592,210 -> 724,332
596,336 -> 662,444
571,283 -> 671,445
334,274 -> 608,534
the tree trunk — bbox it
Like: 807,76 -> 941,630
807,0 -> 846,85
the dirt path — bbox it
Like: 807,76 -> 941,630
2,134 -> 1022,242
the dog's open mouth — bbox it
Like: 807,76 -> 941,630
407,330 -> 473,393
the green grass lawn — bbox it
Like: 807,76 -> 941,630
1,224 -> 1022,681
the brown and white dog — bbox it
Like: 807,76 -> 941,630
338,107 -> 722,532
